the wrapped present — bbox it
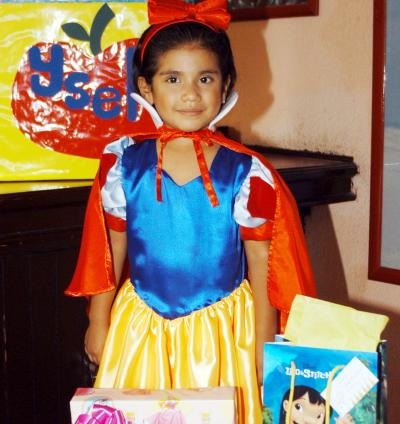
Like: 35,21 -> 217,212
70,387 -> 236,424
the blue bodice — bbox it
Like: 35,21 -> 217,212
121,140 -> 252,319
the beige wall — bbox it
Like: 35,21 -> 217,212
225,0 -> 399,422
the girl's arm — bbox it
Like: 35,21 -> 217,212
244,239 -> 277,385
84,229 -> 127,364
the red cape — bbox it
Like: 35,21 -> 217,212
65,134 -> 316,331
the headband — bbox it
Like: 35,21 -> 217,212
140,0 -> 231,63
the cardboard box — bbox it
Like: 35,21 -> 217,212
70,386 -> 236,424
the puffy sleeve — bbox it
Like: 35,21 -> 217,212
234,156 -> 277,240
100,137 -> 134,232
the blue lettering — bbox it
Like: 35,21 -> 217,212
64,73 -> 90,110
29,44 -> 63,97
28,44 -> 129,121
93,87 -> 121,119
126,46 -> 137,122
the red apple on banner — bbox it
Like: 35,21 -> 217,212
11,3 -> 155,159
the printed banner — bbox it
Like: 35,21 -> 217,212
0,1 -> 153,180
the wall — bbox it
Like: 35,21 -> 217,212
225,1 -> 399,422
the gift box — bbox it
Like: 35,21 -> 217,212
70,386 -> 236,424
262,342 -> 387,424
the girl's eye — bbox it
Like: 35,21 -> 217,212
294,403 -> 303,412
200,76 -> 213,84
166,76 -> 179,83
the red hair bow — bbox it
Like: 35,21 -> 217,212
147,0 -> 231,31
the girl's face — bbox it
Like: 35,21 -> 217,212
138,44 -> 229,132
283,392 -> 325,424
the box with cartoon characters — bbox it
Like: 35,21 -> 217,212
70,386 -> 236,423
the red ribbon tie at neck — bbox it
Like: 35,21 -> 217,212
156,126 -> 219,207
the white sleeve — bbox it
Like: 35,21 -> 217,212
233,156 -> 275,228
101,136 -> 135,220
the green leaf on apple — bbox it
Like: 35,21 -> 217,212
61,3 -> 116,56
61,23 -> 90,42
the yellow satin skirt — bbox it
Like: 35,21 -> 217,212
95,279 -> 262,424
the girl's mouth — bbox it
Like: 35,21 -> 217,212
177,109 -> 203,116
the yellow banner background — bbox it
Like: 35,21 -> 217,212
0,2 -> 148,180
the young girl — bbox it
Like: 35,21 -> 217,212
66,0 -> 316,422
279,386 -> 353,424
280,386 -> 328,424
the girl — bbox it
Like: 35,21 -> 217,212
280,386 -> 328,424
279,386 -> 353,424
66,0 -> 316,422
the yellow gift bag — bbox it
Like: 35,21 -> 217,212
262,296 -> 388,424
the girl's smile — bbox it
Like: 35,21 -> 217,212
138,44 -> 229,132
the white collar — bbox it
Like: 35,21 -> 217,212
130,91 -> 239,131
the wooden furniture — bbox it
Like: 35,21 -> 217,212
0,149 -> 357,424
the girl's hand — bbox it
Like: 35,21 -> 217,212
84,320 -> 109,365
82,229 -> 125,365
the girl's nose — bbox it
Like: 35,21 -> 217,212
182,82 -> 200,102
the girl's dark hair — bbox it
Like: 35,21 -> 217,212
132,21 -> 236,96
278,385 -> 327,424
